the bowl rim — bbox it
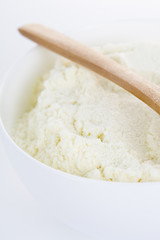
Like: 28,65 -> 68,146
1,20 -> 160,186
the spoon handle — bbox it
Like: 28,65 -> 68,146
19,24 -> 160,114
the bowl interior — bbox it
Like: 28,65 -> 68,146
1,20 -> 160,136
0,47 -> 58,135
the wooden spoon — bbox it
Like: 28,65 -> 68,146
19,24 -> 160,114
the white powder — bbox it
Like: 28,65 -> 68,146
13,42 -> 160,182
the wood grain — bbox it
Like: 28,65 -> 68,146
19,24 -> 160,114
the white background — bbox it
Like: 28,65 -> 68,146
1,0 -> 160,239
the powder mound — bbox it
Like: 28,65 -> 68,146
13,42 -> 160,182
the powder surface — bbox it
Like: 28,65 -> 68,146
13,43 -> 160,182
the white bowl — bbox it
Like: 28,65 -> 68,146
1,20 -> 160,239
